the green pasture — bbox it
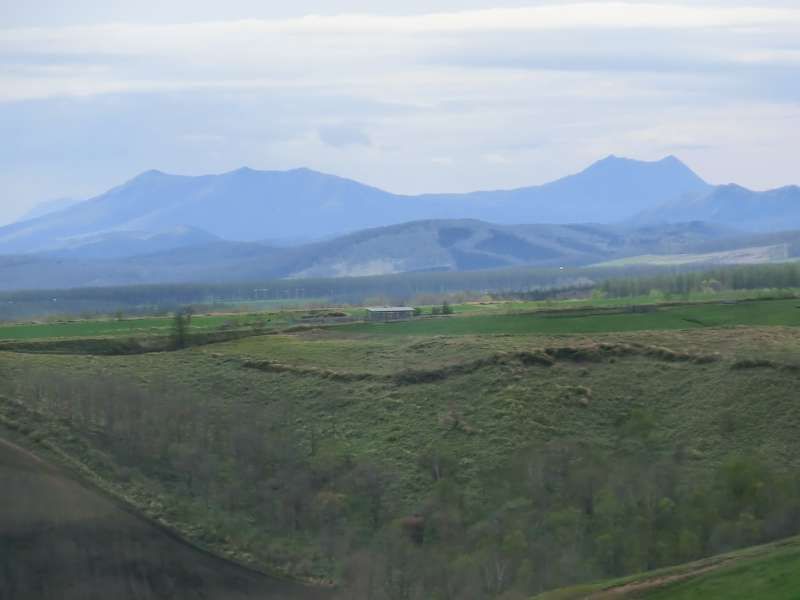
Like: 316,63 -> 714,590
341,298 -> 800,337
0,313 -> 290,341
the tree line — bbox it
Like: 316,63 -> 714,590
600,263 -> 800,299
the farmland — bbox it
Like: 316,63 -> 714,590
2,294 -> 799,343
341,298 -> 800,337
2,293 -> 800,598
0,313 -> 289,341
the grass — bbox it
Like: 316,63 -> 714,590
5,323 -> 800,504
0,312 -> 291,340
2,292 -> 797,342
2,292 -> 800,595
339,298 -> 800,337
643,544 -> 800,599
532,536 -> 800,600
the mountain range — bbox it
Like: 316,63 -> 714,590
1,155 -> 798,290
1,155 -> 713,255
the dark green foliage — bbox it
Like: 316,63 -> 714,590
172,311 -> 189,349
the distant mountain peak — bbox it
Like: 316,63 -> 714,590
573,154 -> 707,187
230,166 -> 255,175
591,154 -> 626,167
126,169 -> 169,185
658,154 -> 686,166
589,154 -> 690,169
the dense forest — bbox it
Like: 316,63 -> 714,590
3,365 -> 800,599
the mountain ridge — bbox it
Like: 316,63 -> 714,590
633,183 -> 800,231
0,155 -> 712,255
0,218 -> 763,291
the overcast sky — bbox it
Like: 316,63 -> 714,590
1,1 -> 799,224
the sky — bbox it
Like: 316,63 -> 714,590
1,1 -> 799,224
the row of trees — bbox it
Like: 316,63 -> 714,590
601,263 -> 800,298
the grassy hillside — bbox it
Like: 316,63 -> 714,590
2,296 -> 799,598
533,536 -> 800,599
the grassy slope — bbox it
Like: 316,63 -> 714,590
533,536 -> 800,599
4,330 -> 800,544
1,297 -> 800,590
645,548 -> 800,600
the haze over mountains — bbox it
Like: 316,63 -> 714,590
18,197 -> 82,222
634,183 -> 800,231
0,219 -> 747,290
2,155 -> 710,254
2,155 -> 799,290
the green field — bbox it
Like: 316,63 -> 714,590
0,312 -> 296,341
533,536 -> 800,599
342,298 -> 800,336
2,294 -> 798,342
644,548 -> 800,600
2,294 -> 800,598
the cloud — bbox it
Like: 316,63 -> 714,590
483,153 -> 509,164
317,123 -> 372,147
3,5 -> 800,45
181,133 -> 226,144
0,3 -> 796,106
